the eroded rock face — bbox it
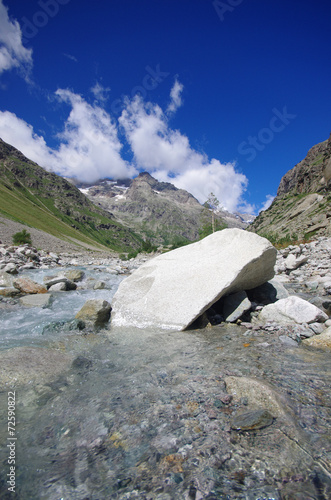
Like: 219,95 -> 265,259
111,229 -> 277,331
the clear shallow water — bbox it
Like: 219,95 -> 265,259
0,268 -> 331,499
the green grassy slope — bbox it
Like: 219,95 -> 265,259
0,139 -> 142,252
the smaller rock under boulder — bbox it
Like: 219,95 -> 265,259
75,299 -> 112,328
223,291 -> 251,322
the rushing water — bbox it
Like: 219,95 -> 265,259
0,267 -> 331,499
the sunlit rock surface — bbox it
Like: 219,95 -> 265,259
111,229 -> 277,330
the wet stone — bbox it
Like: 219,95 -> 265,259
230,408 -> 274,431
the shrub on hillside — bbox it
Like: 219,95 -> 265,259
12,229 -> 32,246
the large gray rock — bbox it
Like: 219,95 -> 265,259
258,296 -> 328,325
20,293 -> 53,308
111,229 -> 277,330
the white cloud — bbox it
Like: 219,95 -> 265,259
259,194 -> 275,212
0,1 -> 32,78
167,79 -> 184,114
0,90 -> 137,183
55,89 -> 136,181
120,93 -> 248,212
0,80 -> 251,212
90,81 -> 111,104
0,110 -> 56,167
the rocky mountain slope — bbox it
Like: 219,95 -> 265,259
250,134 -> 331,243
0,138 -> 142,253
74,172 -> 251,246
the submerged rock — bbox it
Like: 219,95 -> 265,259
230,408 -> 274,431
111,229 -> 277,330
0,347 -> 73,386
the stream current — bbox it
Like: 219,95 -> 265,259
0,266 -> 330,499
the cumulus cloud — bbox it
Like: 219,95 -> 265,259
0,79 -> 250,212
120,93 -> 248,212
54,89 -> 136,181
167,79 -> 184,114
0,0 -> 32,78
0,90 -> 137,183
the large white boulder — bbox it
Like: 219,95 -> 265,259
111,229 -> 277,331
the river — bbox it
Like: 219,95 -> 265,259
0,266 -> 330,499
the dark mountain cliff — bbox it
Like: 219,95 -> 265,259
250,134 -> 331,243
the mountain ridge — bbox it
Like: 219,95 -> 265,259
250,134 -> 331,243
75,172 -> 251,246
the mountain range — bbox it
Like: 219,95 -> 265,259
1,132 -> 330,254
0,138 -> 250,253
70,172 -> 251,247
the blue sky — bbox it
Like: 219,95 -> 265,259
0,0 -> 330,214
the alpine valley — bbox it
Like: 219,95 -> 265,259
0,138 -> 250,253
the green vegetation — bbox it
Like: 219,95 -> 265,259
0,141 -> 143,253
258,231 -> 313,249
12,229 -> 32,245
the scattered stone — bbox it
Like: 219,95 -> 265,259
75,299 -> 112,328
13,276 -> 47,294
112,229 -> 277,330
44,277 -> 77,291
230,409 -> 274,431
93,280 -> 106,290
64,269 -> 85,282
3,262 -> 18,274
